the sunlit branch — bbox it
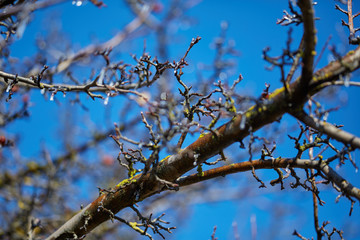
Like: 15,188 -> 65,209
292,110 -> 360,150
335,0 -> 360,45
176,158 -> 360,201
0,70 -> 149,93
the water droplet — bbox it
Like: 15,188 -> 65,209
160,92 -> 167,100
344,74 -> 350,87
193,153 -> 200,166
240,114 -> 246,130
221,21 -> 228,29
50,93 -> 54,101
323,112 -> 329,121
98,68 -> 105,85
6,84 -> 11,93
219,72 -> 227,80
72,0 -> 83,6
16,16 -> 29,39
104,95 -> 109,105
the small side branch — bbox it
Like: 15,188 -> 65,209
0,70 -> 147,93
335,0 -> 360,45
55,5 -> 151,73
292,110 -> 360,150
176,157 -> 360,201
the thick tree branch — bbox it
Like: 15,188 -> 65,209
296,0 -> 316,101
310,47 -> 360,91
319,160 -> 360,201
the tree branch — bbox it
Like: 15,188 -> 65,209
0,0 -> 66,21
55,5 -> 151,73
0,70 -> 149,93
296,0 -> 316,100
45,38 -> 360,240
176,157 -> 360,201
291,110 -> 360,150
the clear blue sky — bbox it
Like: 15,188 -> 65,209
6,0 -> 360,239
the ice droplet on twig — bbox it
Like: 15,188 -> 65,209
104,93 -> 110,105
323,112 -> 329,122
16,16 -> 30,39
72,0 -> 83,7
98,68 -> 105,85
193,153 -> 200,166
50,93 -> 55,101
340,73 -> 350,87
240,114 -> 246,130
6,83 -> 12,93
344,74 -> 350,87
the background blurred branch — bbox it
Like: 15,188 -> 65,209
0,0 -> 66,21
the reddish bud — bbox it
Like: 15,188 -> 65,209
11,85 -> 19,92
152,3 -> 163,13
22,94 -> 30,103
0,136 -> 6,146
101,155 -> 114,166
91,0 -> 107,8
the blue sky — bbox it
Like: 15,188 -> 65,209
4,0 -> 360,239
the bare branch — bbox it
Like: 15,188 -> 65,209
176,157 -> 360,201
55,5 -> 151,73
292,110 -> 360,150
335,0 -> 360,44
296,0 -> 316,101
45,44 -> 360,239
0,0 -> 66,21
